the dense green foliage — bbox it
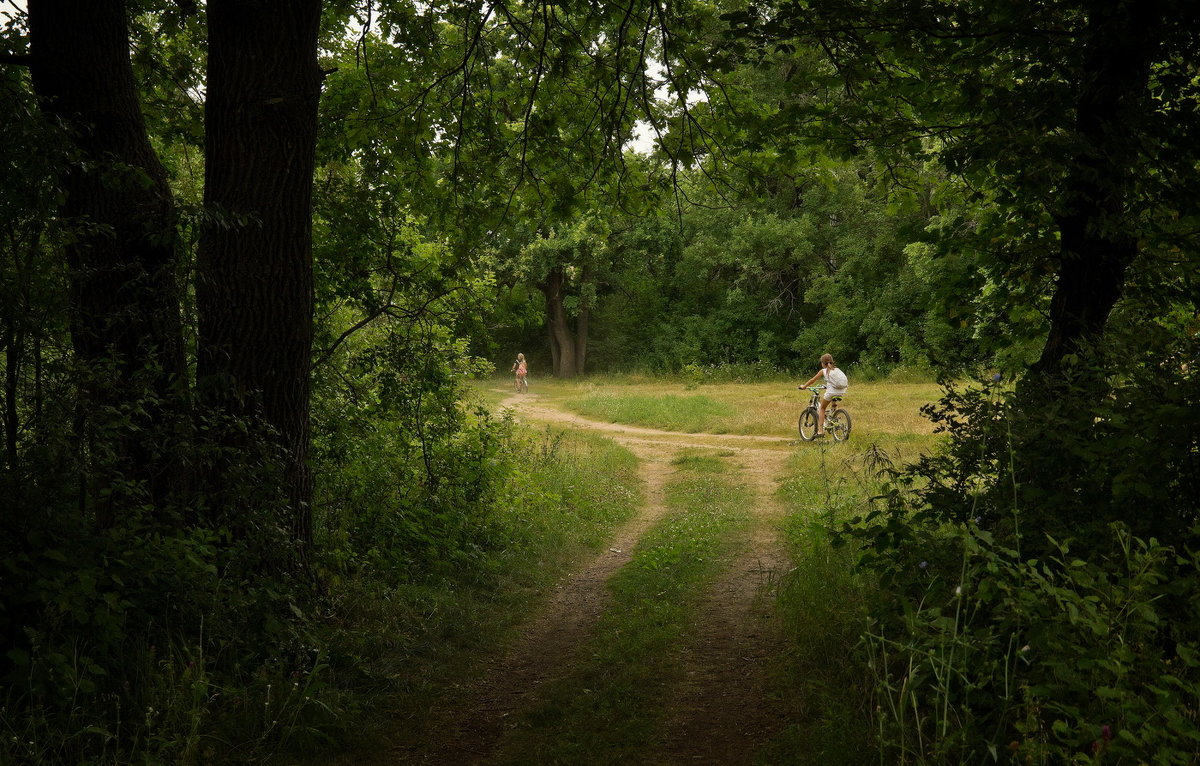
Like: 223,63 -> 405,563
491,130 -> 982,378
836,370 -> 1200,763
1,0 -> 1198,762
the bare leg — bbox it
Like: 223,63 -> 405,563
817,398 -> 828,434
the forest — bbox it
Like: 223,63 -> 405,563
1,0 -> 1198,763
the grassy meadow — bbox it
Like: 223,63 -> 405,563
478,374 -> 941,440
470,373 -> 948,763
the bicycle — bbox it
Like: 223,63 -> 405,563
515,374 -> 528,394
798,385 -> 851,442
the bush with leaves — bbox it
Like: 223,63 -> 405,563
845,356 -> 1200,762
864,520 -> 1200,765
0,388 -> 334,764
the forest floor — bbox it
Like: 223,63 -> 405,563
385,388 -> 800,765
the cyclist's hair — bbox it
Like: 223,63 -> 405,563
820,353 -> 836,367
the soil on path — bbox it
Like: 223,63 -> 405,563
656,447 -> 792,765
392,391 -> 794,764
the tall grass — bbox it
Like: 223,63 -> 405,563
310,425 -> 643,762
0,421 -> 641,766
761,445 -> 891,764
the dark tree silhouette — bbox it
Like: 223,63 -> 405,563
197,0 -> 324,563
27,0 -> 187,520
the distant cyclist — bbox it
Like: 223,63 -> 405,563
511,353 -> 529,393
800,353 -> 848,438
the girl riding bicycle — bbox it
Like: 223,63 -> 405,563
800,353 -> 848,437
511,353 -> 528,393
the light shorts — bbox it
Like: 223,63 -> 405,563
822,389 -> 846,402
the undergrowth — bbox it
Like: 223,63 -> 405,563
298,422 -> 643,761
840,365 -> 1200,764
0,415 -> 641,765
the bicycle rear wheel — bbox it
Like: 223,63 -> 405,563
828,409 -> 852,441
798,408 -> 819,440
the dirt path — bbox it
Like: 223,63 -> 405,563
394,391 -> 794,764
656,448 -> 792,765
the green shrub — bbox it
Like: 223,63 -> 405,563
0,405 -> 322,765
843,360 -> 1200,763
866,521 -> 1200,765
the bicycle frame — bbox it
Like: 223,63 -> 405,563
798,385 -> 851,441
805,385 -> 842,410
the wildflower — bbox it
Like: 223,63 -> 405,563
1020,645 -> 1030,653
1102,725 -> 1112,741
919,561 -> 928,569
954,585 -> 963,596
993,372 -> 1003,382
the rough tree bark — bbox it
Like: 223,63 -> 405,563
537,260 -> 597,379
197,0 -> 323,565
574,264 -> 591,374
1034,0 -> 1162,380
541,266 -> 580,377
27,0 -> 186,518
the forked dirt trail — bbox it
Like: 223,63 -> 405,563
395,391 -> 795,764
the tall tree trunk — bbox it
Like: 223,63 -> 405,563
547,322 -> 561,376
1012,1 -> 1168,541
1,324 -> 16,475
574,266 -> 591,376
574,305 -> 589,375
1034,1 -> 1161,381
3,324 -> 20,473
197,0 -> 323,567
541,266 -> 578,377
27,0 -> 187,519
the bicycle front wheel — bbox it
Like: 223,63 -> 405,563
828,409 -> 852,441
798,408 -> 819,440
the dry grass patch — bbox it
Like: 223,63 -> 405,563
470,376 -> 941,442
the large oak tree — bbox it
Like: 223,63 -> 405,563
27,0 -> 187,519
197,0 -> 324,559
20,0 -> 325,564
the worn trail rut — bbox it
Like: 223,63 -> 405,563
393,392 -> 796,764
